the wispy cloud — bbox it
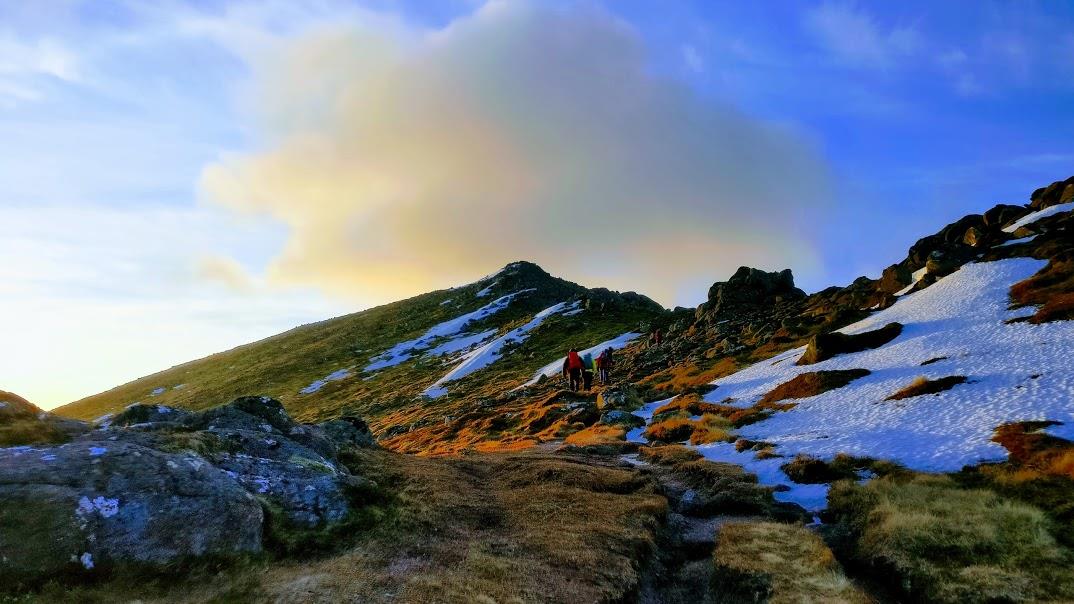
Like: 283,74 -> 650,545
804,1 -> 920,68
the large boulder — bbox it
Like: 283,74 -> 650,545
597,385 -> 644,411
797,323 -> 903,366
0,395 -> 378,588
0,440 -> 262,588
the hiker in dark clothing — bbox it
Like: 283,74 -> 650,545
563,348 -> 583,392
581,352 -> 595,391
596,347 -> 613,385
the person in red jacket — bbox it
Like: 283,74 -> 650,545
596,347 -> 613,385
562,348 -> 583,392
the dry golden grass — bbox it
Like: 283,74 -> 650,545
564,424 -> 625,446
644,417 -> 695,443
688,414 -> 735,445
758,369 -> 870,405
886,375 -> 967,401
27,449 -> 667,604
651,393 -> 724,420
712,521 -> 871,603
1009,259 -> 1074,323
637,445 -> 702,465
827,474 -> 1074,603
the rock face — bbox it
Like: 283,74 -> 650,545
701,267 -> 806,317
0,396 -> 376,587
0,441 -> 262,587
797,322 -> 903,366
1030,176 -> 1074,210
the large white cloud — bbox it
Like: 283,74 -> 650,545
201,1 -> 832,306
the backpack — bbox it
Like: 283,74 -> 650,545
567,351 -> 583,370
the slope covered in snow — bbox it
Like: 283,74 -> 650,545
364,289 -> 535,372
424,301 -> 579,398
1002,201 -> 1074,233
633,258 -> 1074,510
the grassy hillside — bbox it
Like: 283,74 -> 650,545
56,262 -> 666,447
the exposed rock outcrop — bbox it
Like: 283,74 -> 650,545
1030,176 -> 1074,210
0,396 -> 376,588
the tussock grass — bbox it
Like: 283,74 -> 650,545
1009,259 -> 1074,323
0,418 -> 69,447
637,444 -> 702,465
564,424 -> 626,446
826,474 -> 1074,602
713,521 -> 870,603
688,414 -> 735,445
651,393 -> 723,420
758,369 -> 870,405
644,417 -> 695,443
886,375 -> 967,401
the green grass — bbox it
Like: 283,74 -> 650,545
825,474 -> 1074,603
52,263 -> 664,455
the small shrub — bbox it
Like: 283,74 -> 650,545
887,375 -> 967,400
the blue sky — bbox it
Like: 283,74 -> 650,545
2,0 -> 1072,408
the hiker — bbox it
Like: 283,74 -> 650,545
649,328 -> 662,348
596,347 -> 613,385
581,351 -> 595,391
563,348 -> 583,392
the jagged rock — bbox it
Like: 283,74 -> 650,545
983,203 -> 1029,228
1030,175 -> 1074,210
962,226 -> 986,247
0,440 -> 262,588
925,250 -> 959,279
599,410 -> 645,429
110,403 -> 189,428
797,323 -> 903,366
0,395 -> 377,587
878,263 -> 912,295
318,417 -> 377,449
596,385 -> 643,411
700,267 -> 806,318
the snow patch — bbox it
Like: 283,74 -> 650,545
1002,201 -> 1074,233
300,368 -> 352,394
894,266 -> 928,297
80,552 -> 94,570
424,301 -> 579,398
365,290 -> 535,372
996,235 -> 1037,247
150,387 -> 165,396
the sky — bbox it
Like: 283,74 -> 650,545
2,0 -> 1073,409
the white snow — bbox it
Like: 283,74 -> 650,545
1002,201 -> 1074,233
80,552 -> 94,570
630,258 -> 1073,511
424,329 -> 498,357
521,331 -> 642,387
299,368 -> 352,394
894,266 -> 929,297
424,301 -> 579,398
475,282 -> 498,297
88,446 -> 107,457
365,289 -> 535,372
440,298 -> 454,306
150,387 -> 165,396
996,235 -> 1037,247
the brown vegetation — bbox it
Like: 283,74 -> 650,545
1009,259 -> 1074,323
637,445 -> 701,465
886,375 -> 967,400
758,369 -> 871,405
